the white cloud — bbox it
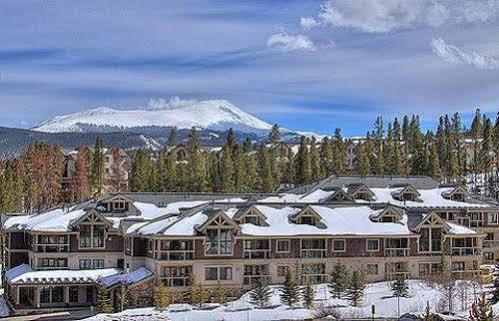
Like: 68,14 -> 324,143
300,17 -> 320,30
147,96 -> 198,110
267,32 -> 316,51
317,0 -> 499,33
431,37 -> 499,70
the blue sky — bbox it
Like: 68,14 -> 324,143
1,0 -> 499,135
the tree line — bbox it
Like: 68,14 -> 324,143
1,109 -> 499,213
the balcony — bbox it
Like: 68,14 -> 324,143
301,249 -> 327,258
484,240 -> 499,248
32,244 -> 69,253
243,275 -> 271,286
384,248 -> 409,257
243,250 -> 271,259
451,247 -> 480,256
158,250 -> 194,261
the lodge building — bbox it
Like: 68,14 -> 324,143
2,175 -> 499,315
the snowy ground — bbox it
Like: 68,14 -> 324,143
83,280 -> 494,321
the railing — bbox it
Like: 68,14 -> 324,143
384,248 -> 409,257
243,249 -> 271,259
158,250 -> 194,261
32,244 -> 69,253
243,275 -> 271,286
484,240 -> 499,248
451,247 -> 480,256
301,249 -> 327,258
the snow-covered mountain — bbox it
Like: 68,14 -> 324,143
32,99 -> 273,135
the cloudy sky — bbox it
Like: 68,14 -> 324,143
1,0 -> 499,135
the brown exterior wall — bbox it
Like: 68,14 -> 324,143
69,234 -> 123,252
9,252 -> 28,268
194,239 -> 243,260
133,237 -> 147,257
10,232 -> 29,250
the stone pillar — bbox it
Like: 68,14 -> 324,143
14,286 -> 19,305
64,286 -> 69,304
34,287 -> 40,308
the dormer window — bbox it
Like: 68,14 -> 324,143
382,216 -> 394,223
299,216 -> 316,226
77,212 -> 109,249
114,201 -> 126,211
291,206 -> 324,227
234,206 -> 267,226
442,185 -> 468,202
451,193 -> 465,202
391,184 -> 421,202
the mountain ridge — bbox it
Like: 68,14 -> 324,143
32,99 -> 274,135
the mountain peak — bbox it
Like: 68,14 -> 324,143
32,99 -> 273,134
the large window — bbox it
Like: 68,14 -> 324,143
158,240 -> 194,261
36,235 -> 69,253
367,239 -> 379,252
40,287 -> 50,304
205,266 -> 232,281
277,240 -> 290,253
205,229 -> 233,255
40,258 -> 68,269
161,266 -> 192,287
79,259 -> 104,269
79,225 -> 105,248
69,286 -> 79,303
332,239 -> 346,252
52,287 -> 63,303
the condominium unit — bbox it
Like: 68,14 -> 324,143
2,175 -> 498,315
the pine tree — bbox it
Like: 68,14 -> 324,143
301,281 -> 315,309
347,270 -> 365,307
319,137 -> 333,178
328,262 -> 350,299
96,285 -> 113,313
188,127 -> 208,192
295,136 -> 311,184
168,127 -> 177,147
153,281 -> 170,310
220,132 -> 235,193
70,146 -> 91,202
212,281 -> 227,305
373,116 -> 385,175
332,128 -> 346,174
268,124 -> 280,144
249,278 -> 272,309
108,147 -> 129,192
130,149 -> 153,192
90,136 -> 105,195
309,137 -> 320,181
427,135 -> 442,180
391,275 -> 409,298
471,108 -> 483,179
354,143 -> 370,176
280,270 -> 300,308
469,293 -> 494,321
190,279 -> 209,309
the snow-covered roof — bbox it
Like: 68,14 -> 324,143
6,264 -> 121,285
447,222 -> 478,235
3,208 -> 88,232
98,267 -> 154,288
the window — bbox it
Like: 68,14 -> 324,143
484,252 -> 494,261
382,216 -> 394,223
366,239 -> 379,251
40,287 -> 50,304
52,286 -> 63,303
277,266 -> 289,277
300,216 -> 316,225
93,259 -> 104,269
301,263 -> 327,284
113,201 -> 126,211
452,261 -> 465,272
488,213 -> 498,225
80,225 -> 92,248
79,213 -> 107,249
40,258 -> 68,268
244,216 -> 261,225
332,239 -> 346,252
69,286 -> 79,303
277,240 -> 290,253
162,266 -> 192,287
367,264 -> 378,275
36,235 -> 69,253
205,266 -> 232,281
86,286 -> 94,303
205,228 -> 233,255
79,259 -> 92,269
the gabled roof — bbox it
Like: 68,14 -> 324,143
391,184 -> 421,199
347,183 -> 375,199
413,211 -> 451,232
196,208 -> 240,232
441,185 -> 469,199
289,205 -> 323,222
325,188 -> 354,202
369,205 -> 404,222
